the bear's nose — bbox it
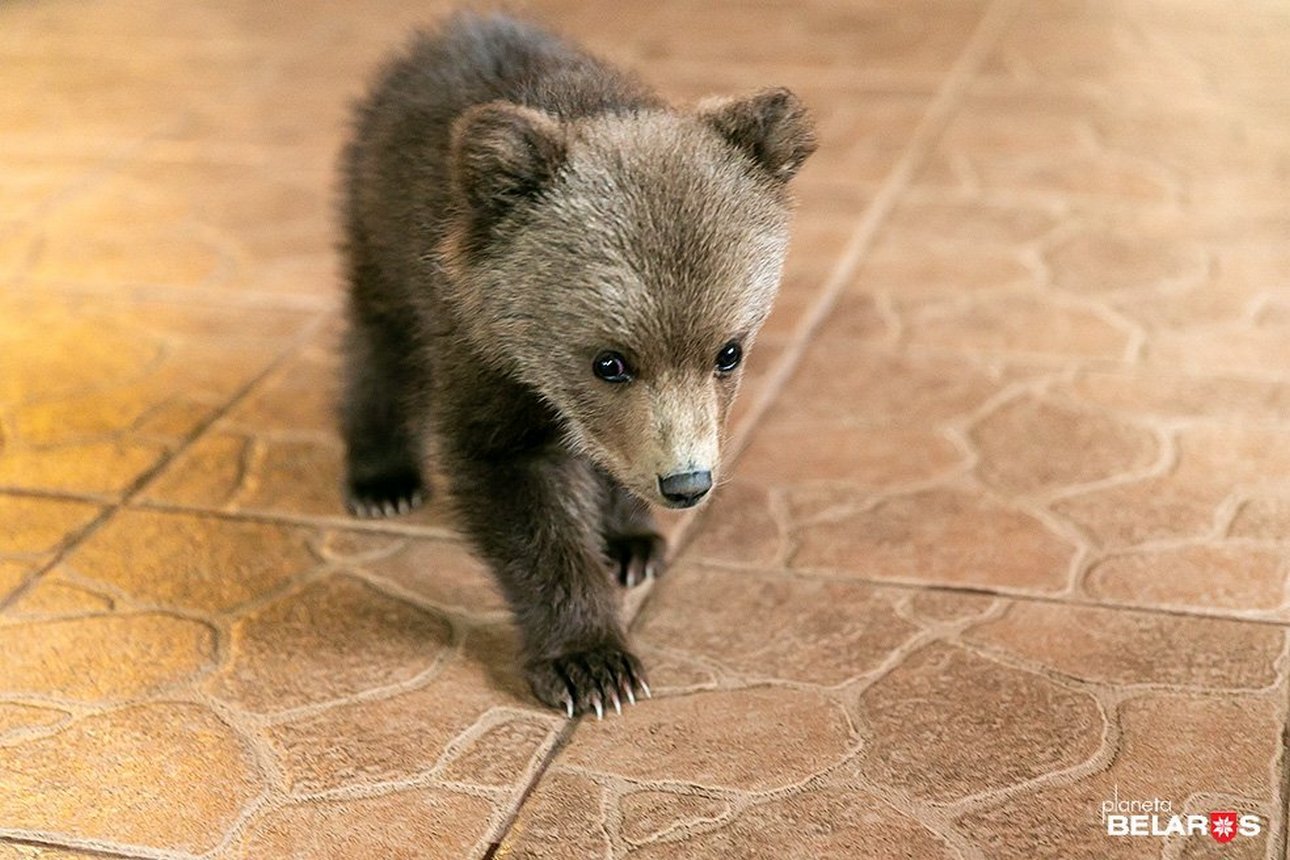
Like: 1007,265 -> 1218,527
658,470 -> 713,507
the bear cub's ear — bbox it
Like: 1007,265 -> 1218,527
698,88 -> 817,182
450,101 -> 567,218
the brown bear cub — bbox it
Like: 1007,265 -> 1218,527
339,12 -> 815,717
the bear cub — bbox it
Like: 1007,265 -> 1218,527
339,12 -> 815,716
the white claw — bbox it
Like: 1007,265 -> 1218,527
645,563 -> 656,580
411,491 -> 424,508
564,696 -> 574,718
626,687 -> 636,706
610,691 -> 622,715
396,498 -> 409,515
640,681 -> 652,699
593,697 -> 604,720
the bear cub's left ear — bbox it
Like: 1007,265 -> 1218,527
698,88 -> 818,182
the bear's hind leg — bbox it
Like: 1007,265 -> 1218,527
341,325 -> 426,517
340,293 -> 428,518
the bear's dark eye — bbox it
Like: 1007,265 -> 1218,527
715,341 -> 743,374
592,351 -> 633,383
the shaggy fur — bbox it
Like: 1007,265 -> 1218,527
339,12 -> 815,715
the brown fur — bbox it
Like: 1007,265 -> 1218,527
339,12 -> 815,714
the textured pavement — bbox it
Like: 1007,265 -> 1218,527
2,0 -> 1290,858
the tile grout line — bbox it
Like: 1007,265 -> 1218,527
475,0 -> 1026,855
0,312 -> 331,615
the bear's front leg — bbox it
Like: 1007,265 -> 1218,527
450,448 -> 649,717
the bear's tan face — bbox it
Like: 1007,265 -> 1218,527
445,95 -> 814,506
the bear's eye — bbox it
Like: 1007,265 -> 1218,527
715,341 -> 743,374
592,351 -> 633,383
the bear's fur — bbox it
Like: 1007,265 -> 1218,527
339,12 -> 815,715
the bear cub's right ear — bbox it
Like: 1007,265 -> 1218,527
450,101 -> 567,219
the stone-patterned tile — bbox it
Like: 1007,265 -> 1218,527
224,788 -> 497,860
58,509 -> 315,614
956,694 -> 1282,859
0,703 -> 261,855
261,625 -> 553,794
140,327 -> 459,530
16,159 -> 338,300
0,293 -> 311,498
0,843 -> 105,859
501,583 -> 1287,858
206,573 -> 453,713
850,642 -> 1103,802
966,601 -> 1283,690
788,487 -> 1075,593
1054,422 -> 1290,549
0,495 -> 100,561
970,395 -> 1159,496
635,564 -> 920,687
0,613 -> 217,703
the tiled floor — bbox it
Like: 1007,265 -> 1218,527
2,0 -> 1289,857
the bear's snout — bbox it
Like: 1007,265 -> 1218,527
657,469 -> 713,507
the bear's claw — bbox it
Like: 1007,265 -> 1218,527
345,470 -> 425,519
606,533 -> 667,588
527,643 -> 649,718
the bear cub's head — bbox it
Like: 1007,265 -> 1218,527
444,89 -> 816,508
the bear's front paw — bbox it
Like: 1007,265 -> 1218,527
345,468 -> 426,518
606,533 -> 667,588
526,644 -> 651,718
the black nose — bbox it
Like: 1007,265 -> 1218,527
658,470 -> 713,506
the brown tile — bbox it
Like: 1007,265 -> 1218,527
0,703 -> 260,855
738,421 -> 964,489
636,565 -> 920,686
6,579 -> 115,619
857,241 -> 1035,307
629,788 -> 956,860
140,332 -> 459,530
0,703 -> 69,737
1230,496 -> 1290,540
493,770 -> 608,860
1055,422 -> 1290,548
206,574 -> 452,713
851,643 -> 1102,802
685,480 -> 784,567
351,537 -> 508,618
0,613 -> 216,702
61,509 -> 315,614
971,396 -> 1158,495
0,293 -> 309,497
617,789 -> 731,845
1060,369 -> 1290,424
769,347 -> 1006,427
0,495 -> 100,557
1044,221 -> 1208,296
966,601 -> 1283,690
957,693 -> 1281,858
0,843 -> 103,859
562,686 -> 852,792
1084,546 -> 1290,616
228,788 -> 495,860
906,294 -> 1131,361
790,488 -> 1074,593
0,562 -> 35,605
263,627 -> 551,794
